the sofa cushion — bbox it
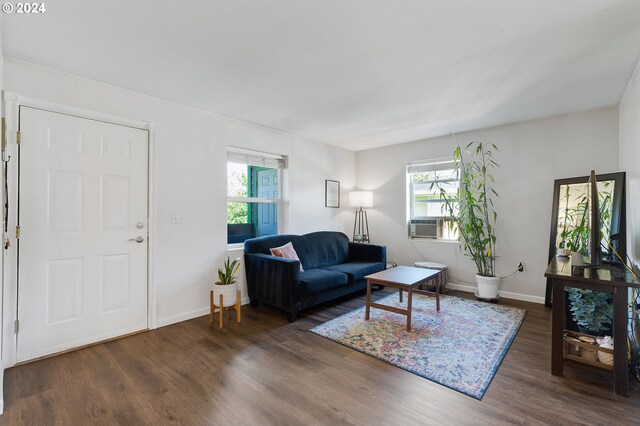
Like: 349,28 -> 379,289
325,262 -> 385,283
299,269 -> 348,295
305,231 -> 350,269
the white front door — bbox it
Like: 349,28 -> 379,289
17,107 -> 149,362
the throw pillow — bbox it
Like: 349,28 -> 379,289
270,242 -> 304,272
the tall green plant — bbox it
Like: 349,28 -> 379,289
598,181 -> 613,243
432,142 -> 499,277
558,184 -> 589,251
557,180 -> 614,253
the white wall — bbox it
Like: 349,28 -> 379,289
620,60 -> 640,270
2,57 -> 356,326
0,54 -> 631,324
356,107 -> 620,302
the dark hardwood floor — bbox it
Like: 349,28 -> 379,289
2,289 -> 638,425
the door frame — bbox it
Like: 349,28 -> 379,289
1,92 -> 158,368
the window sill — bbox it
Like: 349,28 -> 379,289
227,243 -> 245,251
408,238 -> 459,244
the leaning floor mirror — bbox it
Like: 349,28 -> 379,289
545,172 -> 626,306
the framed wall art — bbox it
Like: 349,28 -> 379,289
325,180 -> 340,208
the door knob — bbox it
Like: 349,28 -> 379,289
129,236 -> 144,243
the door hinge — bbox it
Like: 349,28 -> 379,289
16,225 -> 21,239
14,320 -> 19,334
16,130 -> 21,145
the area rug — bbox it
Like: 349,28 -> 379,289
309,293 -> 526,399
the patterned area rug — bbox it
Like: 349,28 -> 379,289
309,293 -> 526,399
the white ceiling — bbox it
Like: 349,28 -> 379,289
2,1 -> 640,151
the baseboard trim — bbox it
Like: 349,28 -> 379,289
157,297 -> 251,328
157,308 -> 209,327
446,282 -> 545,304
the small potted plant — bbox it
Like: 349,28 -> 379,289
432,141 -> 500,298
566,288 -> 612,336
213,257 -> 241,308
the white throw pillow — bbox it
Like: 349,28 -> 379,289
269,242 -> 304,272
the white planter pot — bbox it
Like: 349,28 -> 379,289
213,282 -> 238,308
476,274 -> 500,299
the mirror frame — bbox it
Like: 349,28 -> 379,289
544,172 -> 626,307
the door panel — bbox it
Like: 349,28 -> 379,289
46,258 -> 83,324
101,174 -> 130,230
48,170 -> 83,232
17,107 -> 149,362
100,254 -> 130,313
256,169 -> 278,237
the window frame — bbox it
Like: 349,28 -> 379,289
226,147 -> 286,247
406,157 -> 459,242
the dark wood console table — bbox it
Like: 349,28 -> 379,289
545,256 -> 639,396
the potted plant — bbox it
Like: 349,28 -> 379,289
566,288 -> 612,336
213,257 -> 241,308
432,142 -> 500,298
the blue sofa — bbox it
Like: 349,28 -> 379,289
244,231 -> 386,322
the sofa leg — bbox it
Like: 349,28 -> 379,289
250,298 -> 259,308
287,311 -> 298,323
376,284 -> 385,291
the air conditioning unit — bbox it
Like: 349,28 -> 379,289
409,219 -> 443,239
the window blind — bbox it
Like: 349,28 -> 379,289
407,158 -> 454,174
227,147 -> 286,169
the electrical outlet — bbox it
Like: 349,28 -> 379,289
517,262 -> 524,272
171,212 -> 181,224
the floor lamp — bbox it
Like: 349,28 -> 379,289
349,191 -> 373,243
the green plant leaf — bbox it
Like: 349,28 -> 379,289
429,141 -> 499,276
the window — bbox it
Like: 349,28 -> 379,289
227,148 -> 285,244
407,158 -> 459,240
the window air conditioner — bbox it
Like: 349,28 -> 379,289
409,219 -> 443,239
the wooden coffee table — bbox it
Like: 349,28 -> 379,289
364,266 -> 441,331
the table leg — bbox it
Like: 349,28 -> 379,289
365,280 -> 372,320
613,286 -> 629,396
399,288 -> 403,303
435,282 -> 441,311
551,279 -> 564,376
406,287 -> 413,332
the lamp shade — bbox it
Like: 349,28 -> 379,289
349,191 -> 373,208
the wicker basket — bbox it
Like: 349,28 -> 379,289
597,351 -> 614,366
579,346 -> 598,361
595,336 -> 614,366
578,336 -> 598,361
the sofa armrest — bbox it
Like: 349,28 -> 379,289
244,253 -> 302,313
348,242 -> 387,265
